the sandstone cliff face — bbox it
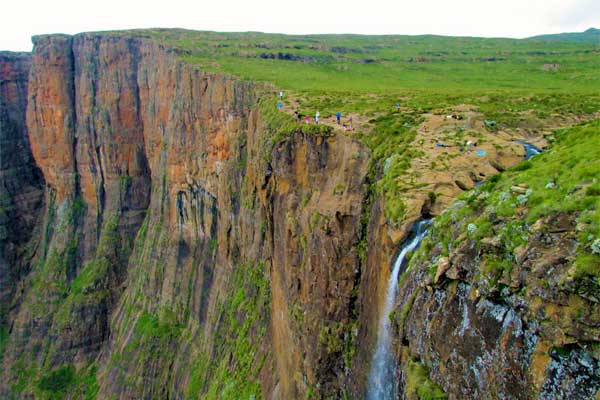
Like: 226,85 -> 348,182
0,51 -> 44,327
0,33 -> 379,399
269,132 -> 370,396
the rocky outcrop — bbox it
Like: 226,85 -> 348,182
392,122 -> 600,399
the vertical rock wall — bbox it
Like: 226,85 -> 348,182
0,52 -> 44,327
0,33 -> 380,399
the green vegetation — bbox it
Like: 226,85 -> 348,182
531,28 -> 600,43
73,365 -> 100,400
429,119 -> 600,286
0,326 -> 8,363
136,29 -> 600,93
34,364 -> 98,400
187,261 -> 270,399
365,111 -> 421,224
404,356 -> 447,400
37,365 -> 76,398
134,311 -> 183,341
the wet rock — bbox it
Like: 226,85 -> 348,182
541,347 -> 600,399
393,203 -> 600,399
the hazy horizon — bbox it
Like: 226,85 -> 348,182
2,0 -> 600,51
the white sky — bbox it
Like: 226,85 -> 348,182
2,0 -> 599,51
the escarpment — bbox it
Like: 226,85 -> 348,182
0,32 -> 384,399
1,29 -> 598,400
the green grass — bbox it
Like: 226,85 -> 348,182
135,29 -> 600,93
134,311 -> 183,340
429,119 -> 600,285
477,120 -> 600,226
0,325 -> 8,363
186,261 -> 270,400
36,365 -> 76,398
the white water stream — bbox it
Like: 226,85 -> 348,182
366,220 -> 430,400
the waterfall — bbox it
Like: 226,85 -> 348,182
516,141 -> 542,160
366,220 -> 431,400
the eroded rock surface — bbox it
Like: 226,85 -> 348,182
0,51 -> 44,327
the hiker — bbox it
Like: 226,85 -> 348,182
294,110 -> 300,122
348,115 -> 353,128
277,102 -> 283,111
315,111 -> 320,125
305,115 -> 310,124
279,90 -> 284,99
395,102 -> 401,111
336,112 -> 341,124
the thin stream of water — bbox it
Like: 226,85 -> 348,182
366,220 -> 430,400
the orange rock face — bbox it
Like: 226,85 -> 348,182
1,33 -> 406,399
27,35 -> 77,202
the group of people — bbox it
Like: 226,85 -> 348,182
291,110 -> 354,131
280,90 -> 354,132
277,91 -> 404,133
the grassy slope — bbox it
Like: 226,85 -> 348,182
139,30 -> 600,92
395,118 -> 599,399
425,119 -> 600,286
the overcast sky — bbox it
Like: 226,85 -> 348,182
2,0 -> 599,51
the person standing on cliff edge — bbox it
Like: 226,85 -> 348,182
279,90 -> 284,99
336,111 -> 342,124
315,111 -> 320,125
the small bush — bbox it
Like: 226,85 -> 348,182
37,365 -> 76,395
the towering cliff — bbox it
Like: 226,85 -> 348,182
0,30 -> 598,400
0,33 -> 379,399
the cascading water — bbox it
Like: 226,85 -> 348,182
516,141 -> 542,160
366,220 -> 430,400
